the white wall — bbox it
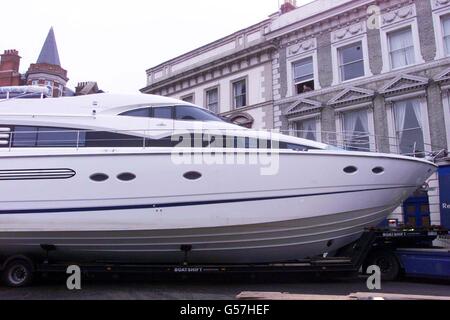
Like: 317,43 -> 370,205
170,64 -> 269,113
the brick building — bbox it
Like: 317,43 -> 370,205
141,0 -> 450,228
0,50 -> 22,87
1,27 -> 102,98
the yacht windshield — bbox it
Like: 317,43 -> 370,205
120,105 -> 225,122
174,106 -> 223,122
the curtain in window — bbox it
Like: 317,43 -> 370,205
343,110 -> 369,151
297,118 -> 317,141
395,99 -> 424,155
394,101 -> 407,142
411,99 -> 422,129
389,28 -> 415,68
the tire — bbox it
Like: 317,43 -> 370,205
367,251 -> 400,282
1,259 -> 34,287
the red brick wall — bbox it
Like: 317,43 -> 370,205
0,50 -> 21,86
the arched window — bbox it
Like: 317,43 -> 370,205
228,112 -> 254,128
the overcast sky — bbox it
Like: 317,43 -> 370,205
1,0 -> 312,94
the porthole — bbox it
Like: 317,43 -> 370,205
343,166 -> 358,174
117,172 -> 136,181
183,171 -> 202,180
90,173 -> 109,182
372,167 -> 385,175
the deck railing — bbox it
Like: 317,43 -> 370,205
0,127 -> 447,161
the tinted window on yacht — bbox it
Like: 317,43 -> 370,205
85,131 -> 144,147
12,126 -> 84,147
175,106 -> 224,122
12,126 -> 38,147
153,107 -> 173,119
120,108 -> 151,118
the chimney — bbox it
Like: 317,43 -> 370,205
0,49 -> 21,72
280,0 -> 297,14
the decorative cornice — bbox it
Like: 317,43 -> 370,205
285,98 -> 322,117
381,4 -> 416,27
431,0 -> 450,11
287,38 -> 317,57
379,74 -> 429,96
331,22 -> 366,44
328,86 -> 375,106
434,67 -> 450,83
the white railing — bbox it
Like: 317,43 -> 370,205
0,127 -> 447,161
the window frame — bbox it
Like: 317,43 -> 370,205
338,41 -> 365,82
204,86 -> 220,114
380,18 -> 424,73
294,117 -> 321,142
334,104 -> 376,152
231,77 -> 248,109
386,96 -> 432,155
286,49 -> 320,97
292,57 -> 314,93
432,8 -> 450,59
331,34 -> 372,85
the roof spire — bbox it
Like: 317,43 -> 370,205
37,27 -> 61,66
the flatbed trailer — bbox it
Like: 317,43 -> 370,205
0,227 -> 448,287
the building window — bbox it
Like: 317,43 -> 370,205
232,79 -> 247,109
338,42 -> 364,81
295,118 -> 317,141
341,109 -> 370,152
205,88 -> 219,114
181,94 -> 194,104
393,99 -> 424,156
388,27 -> 415,69
443,15 -> 450,56
293,57 -> 314,94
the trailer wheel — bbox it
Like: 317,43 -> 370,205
367,251 -> 400,281
1,259 -> 34,287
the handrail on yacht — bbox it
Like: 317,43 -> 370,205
0,127 -> 447,160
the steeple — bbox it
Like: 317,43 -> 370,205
37,27 -> 61,66
26,27 -> 68,97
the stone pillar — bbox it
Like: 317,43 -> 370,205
320,106 -> 336,145
367,29 -> 383,75
427,81 -> 448,151
372,94 -> 390,153
416,0 -> 437,61
317,33 -> 333,88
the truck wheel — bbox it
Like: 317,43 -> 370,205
1,259 -> 34,287
368,251 -> 400,281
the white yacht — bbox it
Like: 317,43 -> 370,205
0,93 -> 437,264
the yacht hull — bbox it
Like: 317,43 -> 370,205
0,151 -> 436,264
